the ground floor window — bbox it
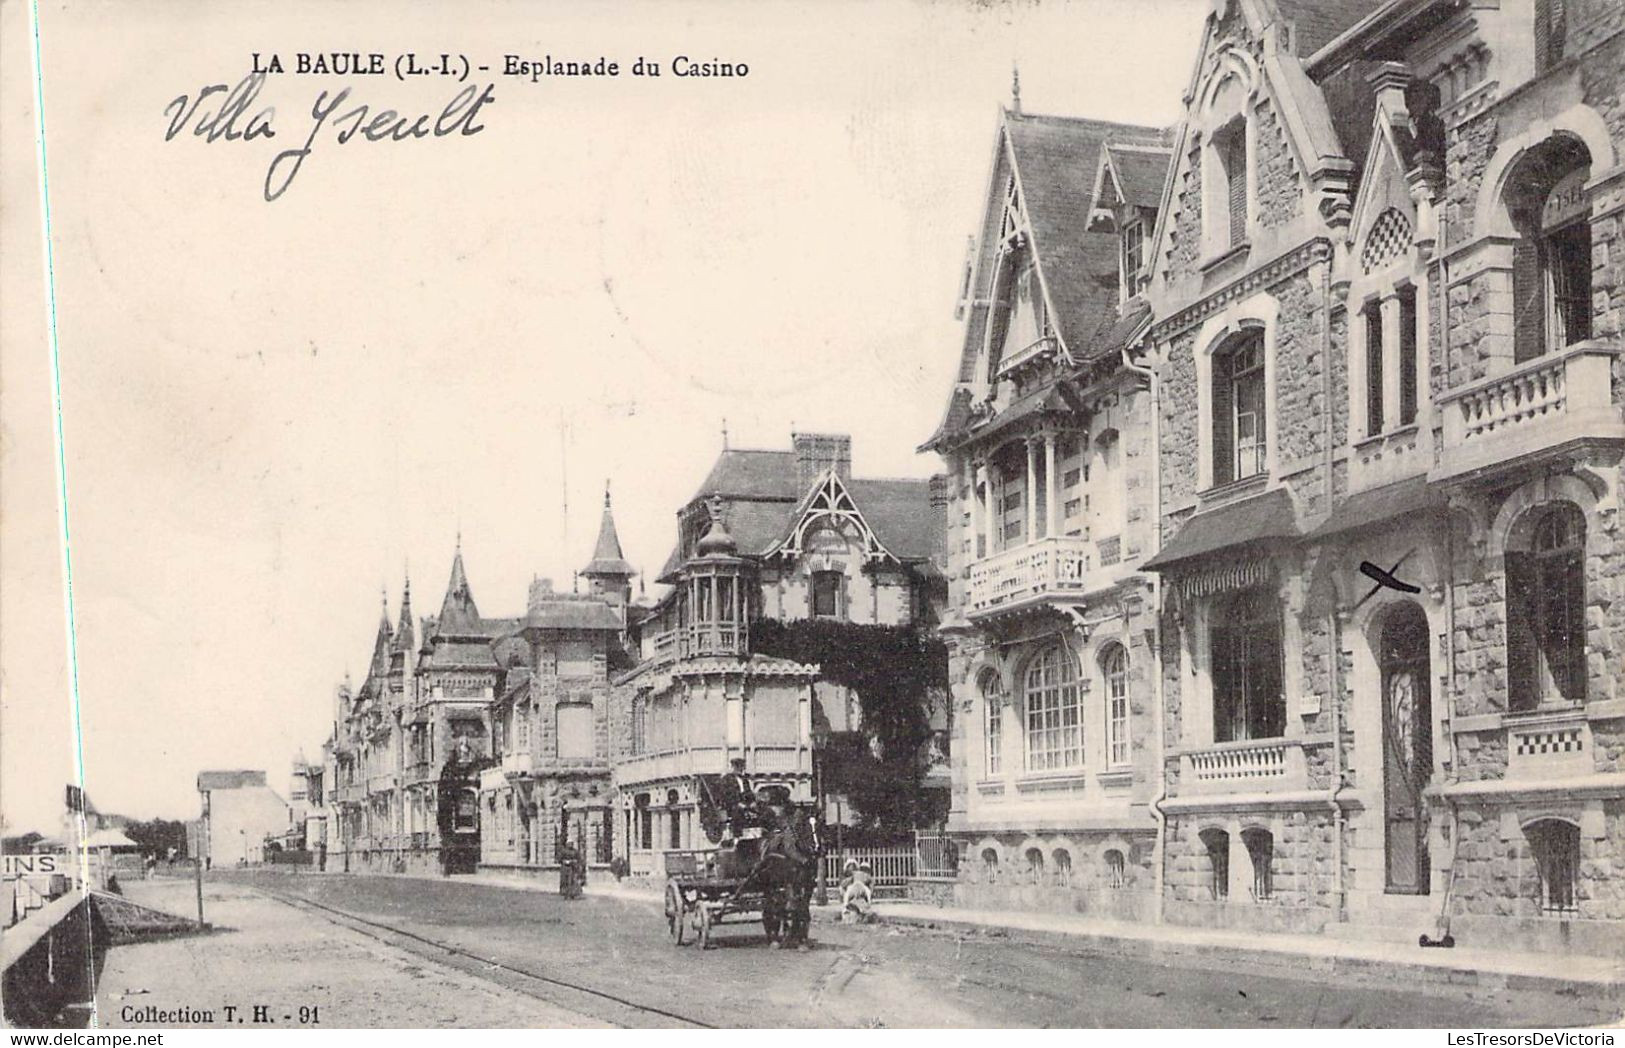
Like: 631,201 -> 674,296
1201,828 -> 1229,901
1242,828 -> 1273,901
1210,589 -> 1285,742
1527,819 -> 1579,916
1104,849 -> 1126,889
1024,847 -> 1044,885
1053,849 -> 1073,887
981,847 -> 1000,884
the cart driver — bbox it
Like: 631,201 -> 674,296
723,758 -> 760,838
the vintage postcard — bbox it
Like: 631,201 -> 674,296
2,0 -> 1623,1034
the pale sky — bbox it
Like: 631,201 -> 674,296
0,0 -> 1205,833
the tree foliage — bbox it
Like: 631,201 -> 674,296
751,619 -> 949,833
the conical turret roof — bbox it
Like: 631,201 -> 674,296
393,575 -> 415,653
583,486 -> 635,579
438,541 -> 481,634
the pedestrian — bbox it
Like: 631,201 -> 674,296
840,859 -> 874,923
145,853 -> 157,880
558,838 -> 581,899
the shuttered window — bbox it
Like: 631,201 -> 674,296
1222,127 -> 1248,248
1399,287 -> 1419,427
1211,350 -> 1235,486
1512,239 -> 1547,363
1365,299 -> 1385,435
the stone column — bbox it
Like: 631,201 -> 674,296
1025,438 -> 1039,545
1044,432 -> 1060,539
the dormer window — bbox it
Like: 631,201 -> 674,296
1121,218 -> 1144,292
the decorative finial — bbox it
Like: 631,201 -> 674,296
721,417 -> 729,450
1011,62 -> 1022,116
604,479 -> 612,508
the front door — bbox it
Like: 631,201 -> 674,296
1380,602 -> 1432,894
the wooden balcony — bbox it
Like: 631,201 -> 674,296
966,535 -> 1113,619
1434,340 -> 1625,482
648,622 -> 746,663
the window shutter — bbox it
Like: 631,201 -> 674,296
1535,0 -> 1552,72
1560,547 -> 1586,702
1227,137 -> 1248,247
1512,238 -> 1545,363
1211,351 -> 1236,485
1399,288 -> 1418,427
1504,552 -> 1538,712
1365,302 -> 1385,435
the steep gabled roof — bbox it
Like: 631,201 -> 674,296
657,449 -> 938,581
1004,111 -> 1169,358
1273,0 -> 1384,58
1105,145 -> 1175,211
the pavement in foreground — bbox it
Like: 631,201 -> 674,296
93,872 -> 1622,1029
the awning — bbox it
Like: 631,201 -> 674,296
1304,475 -> 1445,541
1141,488 -> 1299,572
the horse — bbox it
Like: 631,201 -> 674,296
750,804 -> 822,949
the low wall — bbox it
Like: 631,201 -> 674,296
2,894 -> 106,1027
1164,897 -> 1332,935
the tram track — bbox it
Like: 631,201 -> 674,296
252,884 -> 715,1029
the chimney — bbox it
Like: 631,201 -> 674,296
793,432 -> 852,491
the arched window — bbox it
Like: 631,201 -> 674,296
1024,847 -> 1045,885
1507,136 -> 1591,361
1507,503 -> 1586,710
667,788 -> 682,850
630,696 -> 647,756
1023,644 -> 1083,771
981,672 -> 1004,776
980,847 -> 1000,884
1211,331 -> 1267,486
1211,589 -> 1284,742
1241,828 -> 1274,901
1102,644 -> 1131,767
1526,819 -> 1579,915
1201,828 -> 1230,901
1104,849 -> 1127,889
1052,848 -> 1073,887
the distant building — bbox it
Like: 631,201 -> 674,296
195,770 -> 289,868
613,432 -> 947,879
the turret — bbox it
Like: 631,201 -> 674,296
581,483 -> 636,605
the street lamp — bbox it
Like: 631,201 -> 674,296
812,726 -> 829,906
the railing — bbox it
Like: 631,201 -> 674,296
1435,340 -> 1624,480
1180,738 -> 1306,793
822,845 -> 916,896
995,336 -> 1059,378
1350,424 -> 1426,492
967,535 -> 1101,617
614,745 -> 809,786
914,831 -> 959,879
649,622 -> 747,662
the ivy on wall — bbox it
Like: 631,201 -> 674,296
751,620 -> 949,833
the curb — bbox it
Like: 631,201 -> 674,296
869,908 -> 1625,999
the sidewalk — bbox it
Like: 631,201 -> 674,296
95,879 -> 603,1028
457,870 -> 1621,998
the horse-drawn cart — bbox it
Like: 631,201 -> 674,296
663,845 -> 791,949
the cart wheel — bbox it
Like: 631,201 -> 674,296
666,883 -> 687,946
697,902 -> 713,950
